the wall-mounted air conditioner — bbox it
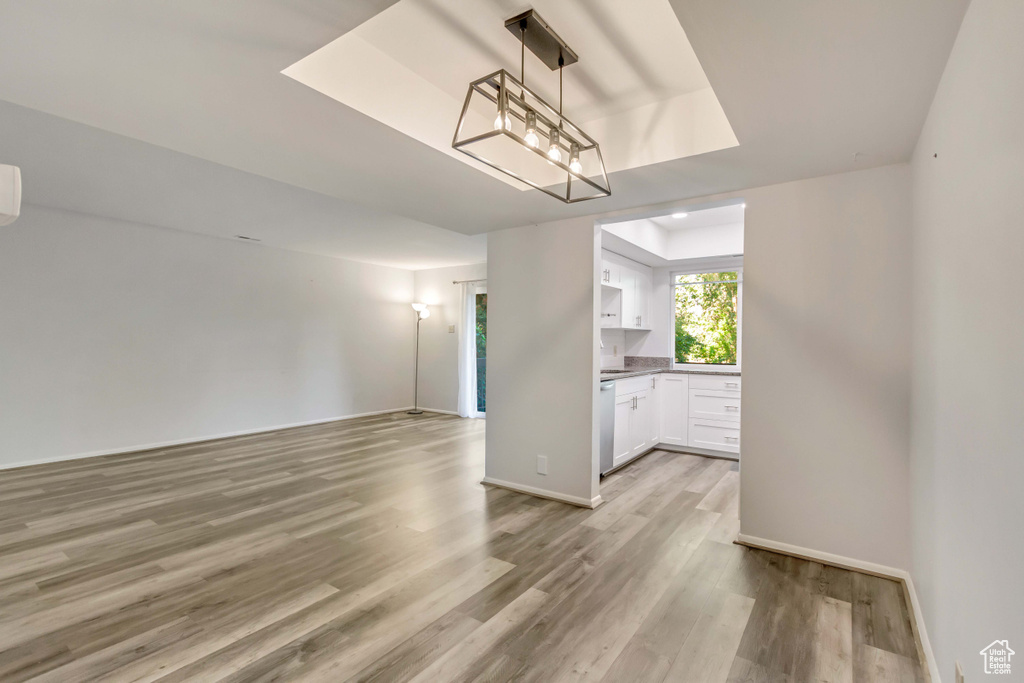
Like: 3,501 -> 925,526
0,164 -> 22,226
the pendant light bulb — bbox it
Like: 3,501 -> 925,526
548,128 -> 562,163
569,142 -> 582,175
493,87 -> 511,131
524,110 -> 539,148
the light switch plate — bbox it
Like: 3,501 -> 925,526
537,455 -> 547,475
449,325 -> 456,333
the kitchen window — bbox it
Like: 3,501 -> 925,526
672,269 -> 741,367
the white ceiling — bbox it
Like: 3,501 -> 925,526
603,202 -> 744,265
648,203 -> 745,231
0,100 -> 485,270
0,0 -> 969,256
283,0 -> 737,187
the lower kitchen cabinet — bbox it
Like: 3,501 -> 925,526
658,374 -> 689,446
687,418 -> 741,453
612,385 -> 653,469
610,371 -> 741,470
661,372 -> 741,457
613,393 -> 635,465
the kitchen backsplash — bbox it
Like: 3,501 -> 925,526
624,356 -> 672,369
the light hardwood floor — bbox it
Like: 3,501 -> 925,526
0,412 -> 925,682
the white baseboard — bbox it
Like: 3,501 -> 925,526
902,574 -> 940,683
481,477 -> 603,509
0,407 -> 431,472
654,443 -> 739,462
735,533 -> 906,579
418,407 -> 461,416
736,533 -> 939,682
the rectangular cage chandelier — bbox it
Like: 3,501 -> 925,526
452,10 -> 610,204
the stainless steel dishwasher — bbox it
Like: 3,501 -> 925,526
599,380 -> 615,476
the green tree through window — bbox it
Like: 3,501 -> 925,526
475,293 -> 486,413
674,272 -> 739,365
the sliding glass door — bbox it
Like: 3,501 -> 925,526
475,289 -> 487,416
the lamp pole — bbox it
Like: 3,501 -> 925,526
408,304 -> 428,415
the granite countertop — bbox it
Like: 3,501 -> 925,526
599,367 -> 741,380
598,356 -> 741,380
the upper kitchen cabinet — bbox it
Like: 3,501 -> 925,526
599,257 -> 622,289
600,250 -> 652,331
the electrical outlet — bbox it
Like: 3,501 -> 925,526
448,325 -> 455,333
536,455 -> 547,475
955,661 -> 964,683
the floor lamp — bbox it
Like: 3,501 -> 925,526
408,303 -> 430,414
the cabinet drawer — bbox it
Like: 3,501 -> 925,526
614,375 -> 656,397
689,374 -> 741,392
688,390 -> 741,423
688,419 -> 741,453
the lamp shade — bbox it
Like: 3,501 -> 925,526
452,70 -> 609,204
411,303 -> 427,312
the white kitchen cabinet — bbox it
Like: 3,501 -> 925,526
690,374 -> 741,392
599,250 -> 652,330
600,258 -> 621,289
618,264 -> 651,330
631,389 -> 652,458
688,390 -> 741,422
685,374 -> 741,455
687,418 -> 741,453
619,267 -> 636,328
658,374 -> 689,446
654,372 -> 741,456
613,393 -> 634,464
633,268 -> 651,330
647,374 -> 661,444
612,384 -> 653,469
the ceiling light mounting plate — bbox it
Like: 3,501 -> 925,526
504,9 -> 578,70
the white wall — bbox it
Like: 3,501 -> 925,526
603,219 -> 743,262
665,222 -> 744,259
486,218 -> 601,506
0,205 -> 415,468
603,219 -> 668,258
738,164 -> 914,571
910,1 -> 1024,679
412,262 -> 486,413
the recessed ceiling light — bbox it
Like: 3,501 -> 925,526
672,212 -> 688,219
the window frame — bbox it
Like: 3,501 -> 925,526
669,265 -> 743,371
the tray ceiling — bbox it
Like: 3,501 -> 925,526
283,0 -> 738,190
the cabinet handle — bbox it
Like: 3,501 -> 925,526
724,436 -> 739,442
725,405 -> 739,411
725,382 -> 739,388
